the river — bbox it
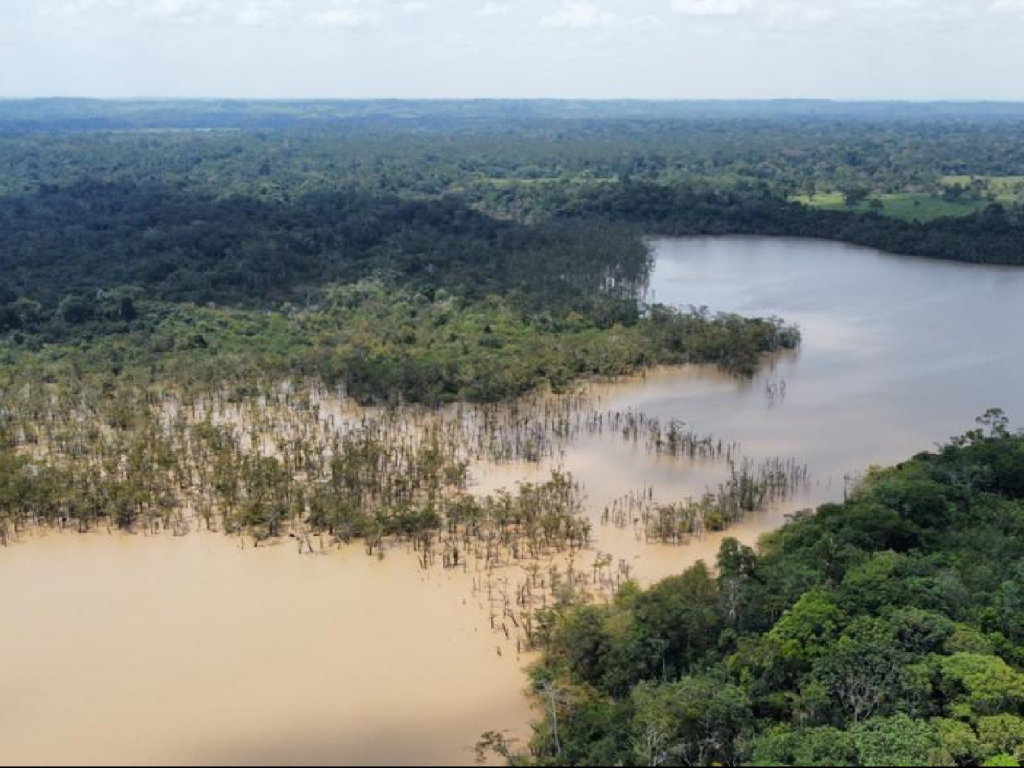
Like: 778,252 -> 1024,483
3,237 -> 1024,765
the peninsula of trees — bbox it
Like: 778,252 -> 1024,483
494,415 -> 1024,767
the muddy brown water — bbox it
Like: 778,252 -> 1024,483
4,236 -> 1024,765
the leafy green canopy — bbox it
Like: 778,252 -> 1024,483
0,280 -> 797,406
522,419 -> 1024,767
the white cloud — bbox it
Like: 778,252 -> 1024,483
133,0 -> 221,25
991,0 -> 1024,12
671,0 -> 754,17
477,1 -> 510,17
852,0 -> 926,8
304,0 -> 378,28
41,0 -> 126,19
401,1 -> 430,13
629,14 -> 664,29
540,1 -> 613,29
765,1 -> 837,28
236,0 -> 292,27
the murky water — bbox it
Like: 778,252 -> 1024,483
645,236 -> 1024,495
4,236 -> 1024,765
0,532 -> 534,766
479,237 -> 1024,579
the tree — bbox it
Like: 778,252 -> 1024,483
750,725 -> 858,767
630,676 -> 753,767
852,714 -> 943,767
978,408 -> 1012,439
978,715 -> 1024,763
57,294 -> 96,325
551,605 -> 612,687
842,187 -> 871,207
939,654 -> 1024,718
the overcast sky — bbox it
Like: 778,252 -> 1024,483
1,0 -> 1022,100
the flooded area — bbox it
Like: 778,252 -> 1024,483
4,236 -> 1024,765
476,236 -> 1024,580
0,531 -> 533,766
645,236 -> 1024,492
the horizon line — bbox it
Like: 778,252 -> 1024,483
3,96 -> 1024,105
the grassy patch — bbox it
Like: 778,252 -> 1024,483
793,192 -> 988,222
941,175 -> 1024,203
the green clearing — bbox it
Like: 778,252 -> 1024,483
794,191 -> 989,222
941,175 -> 1024,203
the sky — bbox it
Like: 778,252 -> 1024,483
1,0 -> 1023,100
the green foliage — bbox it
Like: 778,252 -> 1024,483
0,280 -> 797,407
934,717 -> 981,765
4,104 -> 1024,406
629,676 -> 753,767
797,191 -> 990,222
851,715 -> 945,767
524,430 -> 1024,766
984,757 -> 1021,767
750,725 -> 858,766
978,715 -> 1024,762
938,654 -> 1024,718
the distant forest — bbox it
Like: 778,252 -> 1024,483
0,100 -> 1022,403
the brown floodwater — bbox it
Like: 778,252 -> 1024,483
0,531 -> 534,766
4,236 -> 1024,765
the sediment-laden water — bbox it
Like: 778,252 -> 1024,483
4,236 -> 1024,765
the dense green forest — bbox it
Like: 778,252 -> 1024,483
495,414 -> 1024,767
0,183 -> 797,404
